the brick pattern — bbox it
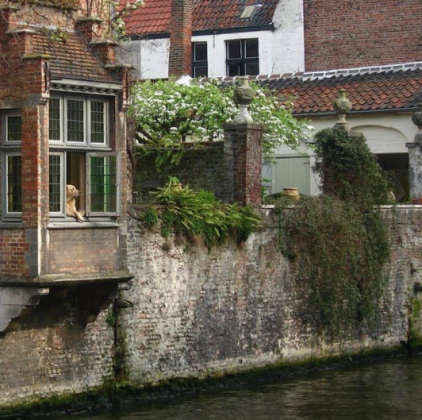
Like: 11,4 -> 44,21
0,309 -> 114,408
304,0 -> 422,71
133,142 -> 232,203
168,0 -> 193,77
224,123 -> 263,206
0,229 -> 29,277
0,207 -> 421,407
46,228 -> 119,274
122,206 -> 418,385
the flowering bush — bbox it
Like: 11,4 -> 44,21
129,78 -> 310,168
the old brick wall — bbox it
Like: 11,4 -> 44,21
0,228 -> 29,277
304,0 -> 422,71
121,206 -> 419,384
0,307 -> 114,408
0,206 -> 421,409
45,227 -> 120,274
133,142 -> 233,203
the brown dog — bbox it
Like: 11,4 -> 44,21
66,185 -> 85,222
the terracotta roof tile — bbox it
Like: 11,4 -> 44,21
32,31 -> 115,83
122,0 -> 278,36
254,65 -> 422,114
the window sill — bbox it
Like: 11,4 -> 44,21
47,220 -> 120,229
0,221 -> 24,229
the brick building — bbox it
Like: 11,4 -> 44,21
0,0 -> 132,332
304,0 -> 422,71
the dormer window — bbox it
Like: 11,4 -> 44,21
48,96 -> 119,219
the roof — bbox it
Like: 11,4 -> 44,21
222,62 -> 422,115
32,31 -> 115,83
122,0 -> 278,37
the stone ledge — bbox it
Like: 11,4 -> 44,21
0,270 -> 133,287
47,221 -> 120,229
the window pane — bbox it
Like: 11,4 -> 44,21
49,155 -> 61,212
90,102 -> 105,144
227,40 -> 241,59
245,39 -> 259,58
193,66 -> 208,78
245,62 -> 259,75
67,100 -> 84,142
194,43 -> 207,62
90,156 -> 117,213
49,98 -> 61,141
7,116 -> 22,142
7,155 -> 22,212
227,63 -> 242,76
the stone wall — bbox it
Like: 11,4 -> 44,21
304,0 -> 422,71
121,206 -> 419,385
1,206 -> 422,409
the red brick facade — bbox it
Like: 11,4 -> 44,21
0,1 -> 130,282
304,0 -> 422,71
168,0 -> 193,77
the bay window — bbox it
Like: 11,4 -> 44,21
49,95 -> 119,219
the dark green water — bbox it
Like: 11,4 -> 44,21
40,356 -> 422,420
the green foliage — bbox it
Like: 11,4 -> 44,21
129,78 -> 311,171
143,207 -> 158,228
274,129 -> 392,340
313,128 -> 393,206
150,181 -> 261,249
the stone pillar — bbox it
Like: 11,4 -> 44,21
407,104 -> 422,203
224,123 -> 263,207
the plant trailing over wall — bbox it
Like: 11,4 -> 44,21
129,78 -> 311,171
272,128 -> 392,340
142,180 -> 261,249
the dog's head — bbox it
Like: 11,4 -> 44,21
66,184 -> 80,200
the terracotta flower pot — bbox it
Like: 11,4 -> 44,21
283,187 -> 300,201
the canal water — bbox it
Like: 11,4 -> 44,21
39,355 -> 422,420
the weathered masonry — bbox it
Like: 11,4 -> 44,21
0,0 -> 132,332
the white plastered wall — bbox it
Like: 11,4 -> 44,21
271,0 -> 305,74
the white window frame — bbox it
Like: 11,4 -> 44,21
49,152 -> 65,217
2,152 -> 22,219
2,111 -> 22,145
86,152 -> 120,217
49,95 -> 109,148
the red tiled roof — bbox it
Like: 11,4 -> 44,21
122,0 -> 278,36
223,64 -> 422,115
32,31 -> 115,83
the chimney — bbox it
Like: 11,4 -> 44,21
168,0 -> 193,78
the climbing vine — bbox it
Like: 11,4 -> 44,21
271,128 -> 393,340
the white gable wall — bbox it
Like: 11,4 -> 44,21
117,0 -> 305,79
272,0 -> 305,74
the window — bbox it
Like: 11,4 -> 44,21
48,96 -> 119,219
2,112 -> 22,218
5,153 -> 22,215
192,42 -> 208,78
226,39 -> 259,76
49,95 -> 108,146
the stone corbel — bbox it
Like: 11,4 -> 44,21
0,286 -> 49,333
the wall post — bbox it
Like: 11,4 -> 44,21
224,122 -> 263,207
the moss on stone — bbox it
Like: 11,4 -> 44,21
409,297 -> 422,350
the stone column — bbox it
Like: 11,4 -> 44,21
224,123 -> 263,207
407,104 -> 422,203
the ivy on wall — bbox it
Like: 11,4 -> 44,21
271,128 -> 393,340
